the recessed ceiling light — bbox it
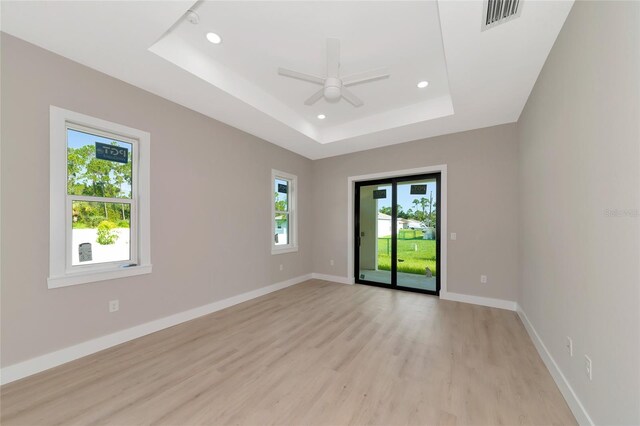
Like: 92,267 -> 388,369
317,114 -> 326,120
206,32 -> 222,44
417,80 -> 429,88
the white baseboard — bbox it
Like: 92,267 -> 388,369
310,273 -> 354,285
0,273 -> 313,386
440,291 -> 517,311
516,305 -> 594,426
310,277 -> 516,312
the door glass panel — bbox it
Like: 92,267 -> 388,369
395,178 -> 437,291
358,183 -> 392,285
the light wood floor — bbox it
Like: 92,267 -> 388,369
1,280 -> 576,425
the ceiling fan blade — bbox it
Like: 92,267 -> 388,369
278,68 -> 324,85
341,87 -> 363,107
326,38 -> 340,78
304,89 -> 325,105
342,68 -> 390,87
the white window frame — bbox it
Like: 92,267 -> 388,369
48,106 -> 152,288
271,169 -> 298,255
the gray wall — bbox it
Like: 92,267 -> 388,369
517,2 -> 640,424
311,124 -> 520,301
0,34 -> 313,366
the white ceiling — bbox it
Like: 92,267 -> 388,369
150,1 -> 454,143
1,1 -> 574,159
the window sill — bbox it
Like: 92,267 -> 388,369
271,247 -> 298,255
47,264 -> 152,289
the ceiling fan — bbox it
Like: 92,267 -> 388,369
278,38 -> 390,108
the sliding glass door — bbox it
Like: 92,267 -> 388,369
354,173 -> 440,295
395,177 -> 439,292
355,181 -> 393,286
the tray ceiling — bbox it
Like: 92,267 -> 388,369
1,1 -> 574,159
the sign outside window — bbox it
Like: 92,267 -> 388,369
96,142 -> 129,164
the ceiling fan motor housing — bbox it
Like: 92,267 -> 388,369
278,38 -> 389,107
324,77 -> 342,101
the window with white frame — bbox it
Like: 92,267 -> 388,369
49,106 -> 151,288
272,170 -> 298,254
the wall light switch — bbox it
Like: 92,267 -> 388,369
480,275 -> 488,284
330,259 -> 334,266
109,300 -> 119,313
279,264 -> 284,271
566,336 -> 573,357
450,233 -> 457,240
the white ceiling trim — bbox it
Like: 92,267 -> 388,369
149,34 -> 321,142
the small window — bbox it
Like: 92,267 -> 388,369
67,126 -> 136,267
49,106 -> 151,288
272,170 -> 298,254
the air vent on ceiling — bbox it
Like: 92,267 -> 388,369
482,0 -> 523,31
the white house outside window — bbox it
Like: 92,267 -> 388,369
272,170 -> 298,254
49,106 -> 151,288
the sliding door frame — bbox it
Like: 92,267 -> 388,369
354,178 -> 395,289
354,172 -> 441,296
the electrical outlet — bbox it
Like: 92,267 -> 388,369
109,300 -> 119,313
566,336 -> 573,357
279,264 -> 283,271
330,259 -> 334,266
480,275 -> 487,284
584,355 -> 592,380
450,233 -> 457,240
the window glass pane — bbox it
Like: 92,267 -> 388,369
274,213 -> 289,246
72,201 -> 131,265
67,128 -> 133,199
274,178 -> 288,212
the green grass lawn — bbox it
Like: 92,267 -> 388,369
377,237 -> 437,276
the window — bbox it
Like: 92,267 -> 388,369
49,106 -> 151,288
272,170 -> 298,254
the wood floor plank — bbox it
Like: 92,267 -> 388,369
1,280 -> 576,425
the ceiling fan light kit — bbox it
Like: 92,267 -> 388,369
278,38 -> 390,108
323,78 -> 342,101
